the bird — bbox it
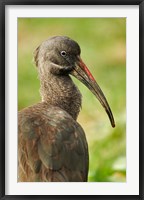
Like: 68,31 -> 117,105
18,36 -> 115,182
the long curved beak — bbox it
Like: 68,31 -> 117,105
70,56 -> 115,128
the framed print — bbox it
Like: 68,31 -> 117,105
0,0 -> 143,199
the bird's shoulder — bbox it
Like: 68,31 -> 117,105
18,102 -> 80,133
18,102 -> 88,176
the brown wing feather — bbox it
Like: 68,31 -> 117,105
18,102 -> 88,182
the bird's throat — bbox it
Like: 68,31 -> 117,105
39,74 -> 82,120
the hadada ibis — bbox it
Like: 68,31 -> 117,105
18,36 -> 115,182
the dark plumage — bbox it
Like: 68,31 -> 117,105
18,36 -> 115,182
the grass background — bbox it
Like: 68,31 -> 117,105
18,18 -> 126,182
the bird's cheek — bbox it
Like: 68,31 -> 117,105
49,63 -> 60,75
59,65 -> 74,75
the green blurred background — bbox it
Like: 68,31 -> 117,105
18,18 -> 126,182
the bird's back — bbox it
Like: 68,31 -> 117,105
18,102 -> 89,182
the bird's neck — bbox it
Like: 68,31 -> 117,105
39,73 -> 82,120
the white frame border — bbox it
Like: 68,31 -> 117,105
5,5 -> 139,195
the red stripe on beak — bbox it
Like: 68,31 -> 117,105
78,57 -> 95,81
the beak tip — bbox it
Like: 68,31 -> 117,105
111,121 -> 115,128
112,124 -> 115,128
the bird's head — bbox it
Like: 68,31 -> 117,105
34,36 -> 115,127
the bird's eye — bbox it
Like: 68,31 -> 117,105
61,51 -> 67,57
